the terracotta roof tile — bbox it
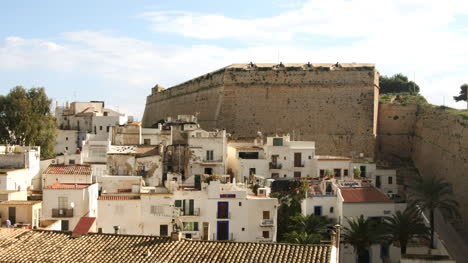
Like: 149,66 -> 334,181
72,217 -> 96,236
98,196 -> 140,200
43,165 -> 92,175
340,187 -> 392,203
0,230 -> 332,263
44,182 -> 92,189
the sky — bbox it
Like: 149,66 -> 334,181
1,0 -> 467,118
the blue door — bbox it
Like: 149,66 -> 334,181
217,221 -> 229,240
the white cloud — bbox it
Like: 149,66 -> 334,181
1,0 -> 467,117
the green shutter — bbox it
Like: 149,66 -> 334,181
189,199 -> 194,216
194,222 -> 199,231
175,200 -> 182,207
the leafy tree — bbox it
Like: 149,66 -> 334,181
453,84 -> 467,103
408,175 -> 460,248
0,86 -> 57,158
283,231 -> 322,244
288,214 -> 333,237
383,206 -> 430,255
380,74 -> 420,94
342,215 -> 385,263
271,180 -> 309,241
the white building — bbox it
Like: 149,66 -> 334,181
0,145 -> 41,191
96,179 -> 278,243
42,182 -> 98,231
42,164 -> 93,187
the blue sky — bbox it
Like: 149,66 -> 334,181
1,0 -> 468,118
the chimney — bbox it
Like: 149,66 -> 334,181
170,231 -> 181,241
113,225 -> 120,235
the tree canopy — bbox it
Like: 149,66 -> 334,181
0,86 -> 57,158
380,74 -> 420,94
453,84 -> 467,102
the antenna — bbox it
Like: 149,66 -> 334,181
277,49 -> 280,63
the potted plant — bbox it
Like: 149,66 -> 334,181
353,168 -> 361,179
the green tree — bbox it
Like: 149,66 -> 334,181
288,214 -> 333,237
342,215 -> 384,263
409,175 -> 460,249
383,207 -> 430,255
271,180 -> 309,241
380,74 -> 420,94
283,231 -> 323,244
0,86 -> 57,158
453,83 -> 467,104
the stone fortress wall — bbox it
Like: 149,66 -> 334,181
143,63 -> 379,158
378,104 -> 468,230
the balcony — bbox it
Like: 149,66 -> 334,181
256,237 -> 274,242
179,208 -> 200,217
269,162 -> 282,169
202,159 -> 223,164
52,208 -> 74,218
217,212 -> 231,219
294,161 -> 305,168
260,219 -> 274,227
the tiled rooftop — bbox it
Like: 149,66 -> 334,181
98,195 -> 141,200
0,230 -> 332,263
72,217 -> 96,236
43,165 -> 92,175
44,182 -> 92,190
340,187 -> 392,203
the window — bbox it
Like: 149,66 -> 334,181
144,139 -> 151,145
262,231 -> 270,238
61,220 -> 69,231
294,171 -> 301,178
175,200 -> 182,208
330,207 -> 334,213
249,168 -> 256,176
314,206 -> 322,216
320,169 -> 325,176
100,126 -> 103,131
344,169 -> 349,176
360,166 -> 367,177
239,152 -> 259,159
160,225 -> 169,236
58,197 -> 68,209
65,147 -> 68,151
183,222 -> 199,231
65,137 -> 68,141
308,156 -> 312,160
69,159 -> 75,165
271,173 -> 279,179
239,202 -> 242,206
273,138 -> 283,146
334,169 -> 341,177
106,126 -> 110,132
206,150 -> 214,161
150,205 -> 164,215
388,176 -> 393,184
263,211 -> 270,219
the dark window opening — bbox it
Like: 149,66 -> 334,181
273,138 -> 283,146
388,176 -> 393,184
262,231 -> 269,238
238,152 -> 259,159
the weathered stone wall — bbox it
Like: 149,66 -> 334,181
378,104 -> 468,230
143,63 -> 379,157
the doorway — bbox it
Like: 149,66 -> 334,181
217,221 -> 229,240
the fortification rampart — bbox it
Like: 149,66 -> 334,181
378,104 -> 468,230
142,63 -> 379,157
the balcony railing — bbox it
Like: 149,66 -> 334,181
269,162 -> 282,169
260,219 -> 274,226
256,237 -> 274,242
294,161 -> 305,168
213,232 -> 234,241
179,208 -> 200,217
52,208 -> 74,218
202,159 -> 223,163
217,212 -> 231,219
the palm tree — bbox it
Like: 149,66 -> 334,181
289,214 -> 333,236
342,215 -> 384,263
383,206 -> 430,255
409,175 -> 460,248
283,231 -> 322,244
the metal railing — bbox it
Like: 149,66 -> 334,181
179,208 -> 200,216
260,219 -> 274,226
217,212 -> 231,219
256,236 -> 274,242
269,162 -> 282,169
52,208 -> 74,218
